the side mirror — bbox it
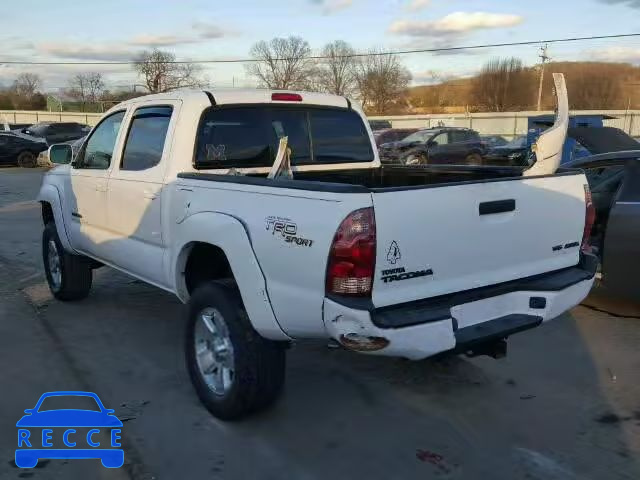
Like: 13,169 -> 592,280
48,144 -> 73,165
428,140 -> 438,148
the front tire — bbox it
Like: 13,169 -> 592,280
43,222 -> 92,301
465,153 -> 483,165
404,153 -> 427,165
17,151 -> 36,168
185,281 -> 286,420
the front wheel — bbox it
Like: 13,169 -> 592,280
17,151 -> 36,168
404,153 -> 427,165
465,153 -> 483,165
185,281 -> 286,420
43,222 -> 92,301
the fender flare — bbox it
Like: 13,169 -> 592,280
36,184 -> 76,253
171,212 -> 290,341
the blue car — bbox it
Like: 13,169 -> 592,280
16,391 -> 123,468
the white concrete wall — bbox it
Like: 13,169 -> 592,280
369,110 -> 640,138
2,109 -> 639,137
1,110 -> 103,126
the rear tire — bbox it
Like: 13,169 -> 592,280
17,151 -> 36,168
43,222 -> 92,301
465,153 -> 483,165
185,281 -> 286,420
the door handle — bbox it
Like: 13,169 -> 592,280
143,190 -> 157,200
479,199 -> 516,215
95,184 -> 107,192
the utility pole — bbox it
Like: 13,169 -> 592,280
536,44 -> 551,111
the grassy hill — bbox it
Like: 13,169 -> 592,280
408,61 -> 640,113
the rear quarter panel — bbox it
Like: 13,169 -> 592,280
168,179 -> 372,338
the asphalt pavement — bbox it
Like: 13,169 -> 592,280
0,167 -> 639,480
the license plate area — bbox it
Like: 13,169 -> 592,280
450,292 -> 528,329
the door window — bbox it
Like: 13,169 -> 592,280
450,131 -> 468,144
431,132 -> 449,146
121,106 -> 173,171
76,111 -> 125,169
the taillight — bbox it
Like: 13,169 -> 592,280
271,92 -> 303,102
581,183 -> 596,253
326,208 -> 376,297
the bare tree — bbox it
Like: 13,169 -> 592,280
316,40 -> 357,96
565,67 -> 624,109
10,73 -> 44,110
470,57 -> 534,112
354,50 -> 412,115
12,73 -> 40,98
246,37 -> 315,90
67,73 -> 105,111
134,49 -> 204,93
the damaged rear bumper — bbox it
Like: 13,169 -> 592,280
323,255 -> 597,360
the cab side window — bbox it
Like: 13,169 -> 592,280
76,111 -> 125,169
121,106 -> 173,171
431,132 -> 449,146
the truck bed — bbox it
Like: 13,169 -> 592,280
180,164 -> 550,193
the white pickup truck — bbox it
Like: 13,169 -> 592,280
38,84 -> 597,420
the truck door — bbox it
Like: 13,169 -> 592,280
105,102 -> 179,286
602,161 -> 640,299
67,110 -> 127,255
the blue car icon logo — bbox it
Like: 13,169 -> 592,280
16,391 -> 124,468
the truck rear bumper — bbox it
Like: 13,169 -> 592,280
323,255 -> 597,360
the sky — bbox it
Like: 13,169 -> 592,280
1,0 -> 640,91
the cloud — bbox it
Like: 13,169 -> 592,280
389,11 -> 523,37
36,43 -> 138,62
598,0 -> 640,8
310,0 -> 353,14
129,34 -> 200,47
407,0 -> 430,11
588,46 -> 640,64
192,21 -> 228,39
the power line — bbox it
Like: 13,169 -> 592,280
1,33 -> 639,66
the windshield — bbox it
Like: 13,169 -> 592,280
402,130 -> 434,143
37,395 -> 101,412
196,106 -> 373,168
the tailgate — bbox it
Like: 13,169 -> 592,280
371,173 -> 587,308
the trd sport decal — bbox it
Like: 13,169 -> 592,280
265,216 -> 314,247
386,241 -> 401,265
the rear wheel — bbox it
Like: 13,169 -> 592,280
43,222 -> 92,301
185,281 -> 286,420
465,153 -> 483,165
17,151 -> 36,168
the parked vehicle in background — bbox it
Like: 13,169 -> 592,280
565,150 -> 640,300
368,119 -> 392,131
22,122 -> 90,145
481,135 -> 509,148
0,130 -> 48,167
378,127 -> 487,165
373,128 -> 419,147
484,135 -> 530,166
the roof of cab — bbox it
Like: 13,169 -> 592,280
119,88 -> 352,109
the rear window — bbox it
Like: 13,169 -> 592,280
195,106 -> 373,169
